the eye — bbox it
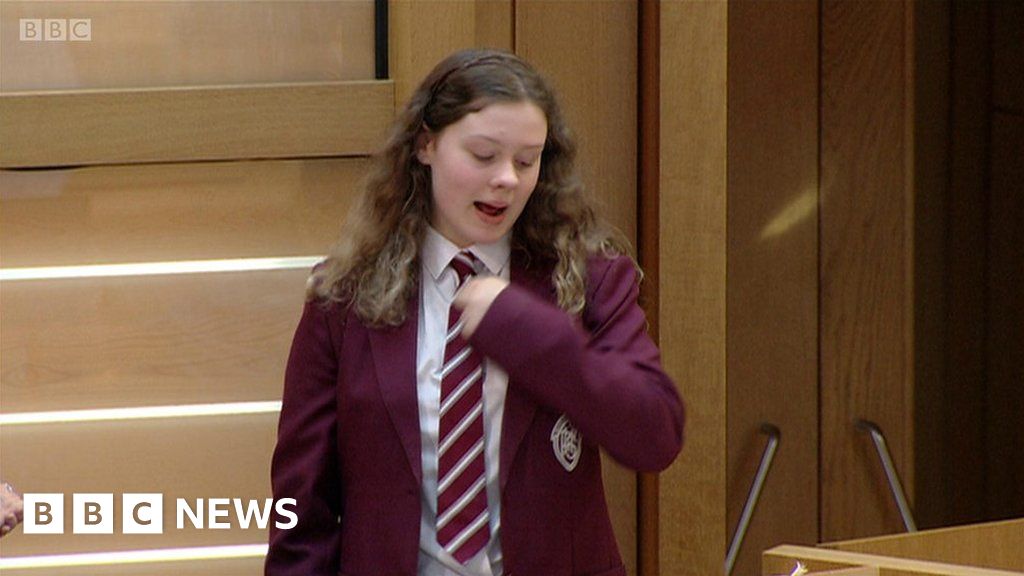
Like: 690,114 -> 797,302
471,152 -> 495,163
516,158 -> 538,169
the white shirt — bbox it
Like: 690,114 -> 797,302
416,227 -> 509,576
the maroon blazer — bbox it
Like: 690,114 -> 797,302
266,253 -> 685,576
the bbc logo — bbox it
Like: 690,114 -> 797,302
19,19 -> 92,42
25,493 -> 163,535
23,493 -> 298,534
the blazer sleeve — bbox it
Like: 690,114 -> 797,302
470,255 -> 685,472
265,298 -> 343,576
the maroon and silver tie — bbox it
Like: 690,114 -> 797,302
436,250 -> 490,562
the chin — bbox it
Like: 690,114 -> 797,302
475,230 -> 508,245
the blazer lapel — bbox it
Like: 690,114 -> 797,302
369,294 -> 423,486
499,253 -> 553,492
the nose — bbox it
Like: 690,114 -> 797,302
490,159 -> 519,189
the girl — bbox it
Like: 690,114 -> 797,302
266,48 -> 684,576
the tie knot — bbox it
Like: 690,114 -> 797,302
449,251 -> 478,286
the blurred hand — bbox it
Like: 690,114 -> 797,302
1,481 -> 23,537
452,275 -> 509,338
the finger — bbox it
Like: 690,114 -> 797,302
452,280 -> 475,309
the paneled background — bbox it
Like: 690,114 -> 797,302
2,2 -> 1021,575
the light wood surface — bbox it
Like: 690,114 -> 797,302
819,0 -> 915,541
764,545 -> 1024,576
726,2 -> 820,574
388,0 -> 514,136
515,2 -> 639,571
1,269 -> 308,413
517,0 -> 638,246
0,0 -> 375,92
825,518 -> 1024,572
802,561 -> 876,569
389,0 -> 473,108
475,0 -> 514,54
0,413 -> 278,555
0,81 -> 393,168
1,158 -> 364,268
658,1 -> 727,574
1,159 -> 360,413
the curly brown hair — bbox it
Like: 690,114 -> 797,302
309,48 -> 631,326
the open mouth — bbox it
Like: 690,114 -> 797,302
474,201 -> 507,217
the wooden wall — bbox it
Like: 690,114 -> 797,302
658,2 -> 727,574
0,2 -> 380,574
907,0 -> 1023,530
666,1 -> 1023,572
0,1 -> 375,91
725,2 -> 819,574
819,0 -> 917,541
985,0 -> 1024,523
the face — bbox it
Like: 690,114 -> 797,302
417,100 -> 548,248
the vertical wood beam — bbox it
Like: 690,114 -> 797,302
726,1 -> 820,573
659,1 -> 728,573
820,0 -> 914,540
638,0 -> 660,573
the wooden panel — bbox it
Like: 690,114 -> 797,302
637,1 -> 659,573
1,158 -> 364,267
943,0 -> 990,526
764,545 -> 1024,576
991,0 -> 1024,113
726,2 -> 819,574
0,0 -> 375,92
0,82 -> 393,168
909,0 -> 951,531
516,2 -> 639,571
659,1 -> 727,574
764,547 -> 852,576
820,0 -> 913,541
1,270 -> 307,412
389,0 -> 513,107
986,112 -> 1024,521
517,0 -> 638,245
0,414 -> 277,555
475,0 -> 514,53
826,519 -> 1024,572
389,0 -> 475,107
807,568 -> 880,576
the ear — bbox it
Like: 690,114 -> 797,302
415,127 -> 436,165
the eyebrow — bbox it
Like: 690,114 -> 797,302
468,134 -> 545,150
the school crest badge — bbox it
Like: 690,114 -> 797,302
550,414 -> 582,472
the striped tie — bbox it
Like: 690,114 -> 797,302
436,250 -> 490,563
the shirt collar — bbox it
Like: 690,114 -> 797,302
422,226 -> 511,281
